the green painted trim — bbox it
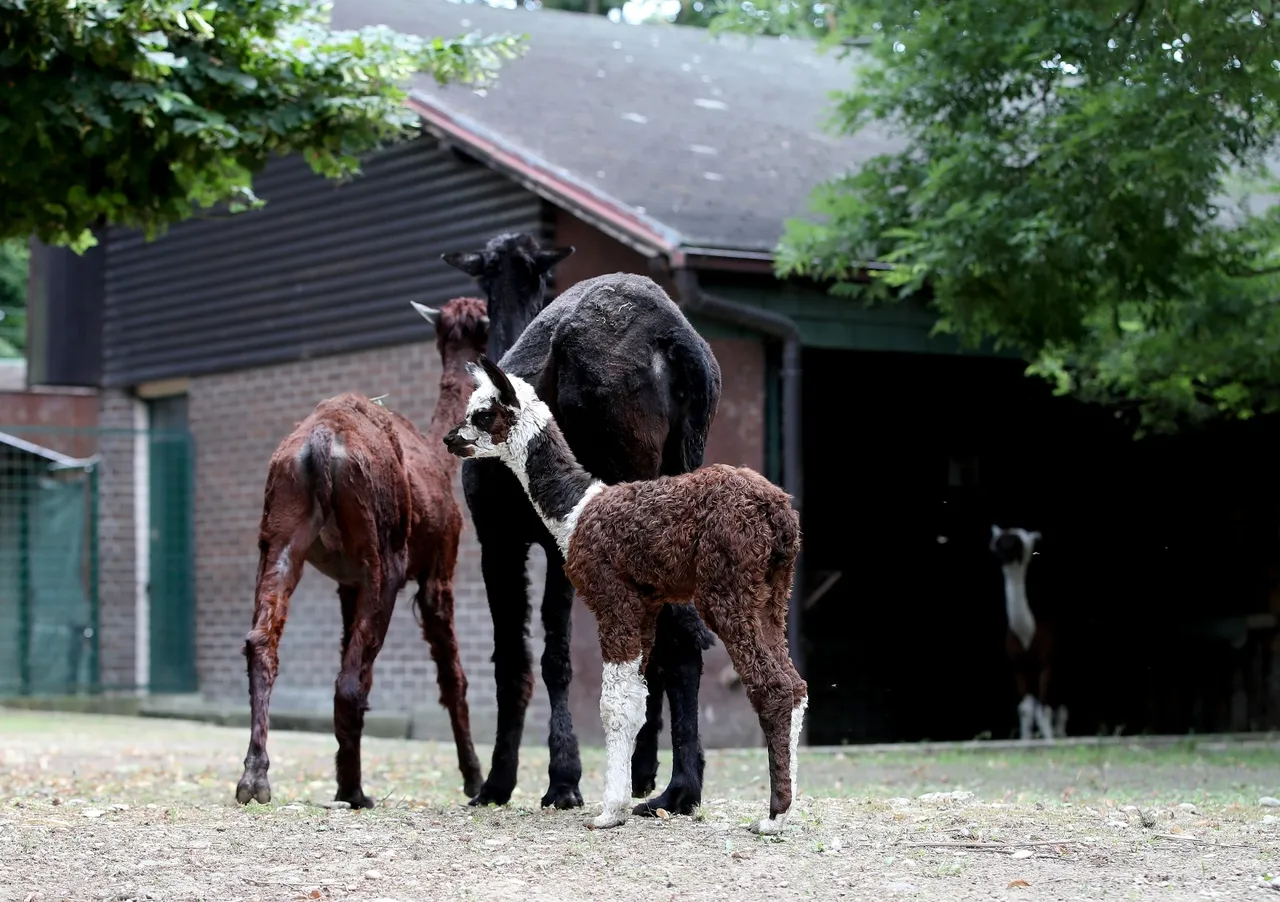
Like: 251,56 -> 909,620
686,312 -> 760,341
700,279 -> 1020,358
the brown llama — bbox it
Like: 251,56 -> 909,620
443,357 -> 807,833
236,296 -> 489,809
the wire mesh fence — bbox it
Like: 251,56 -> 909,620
0,424 -> 195,697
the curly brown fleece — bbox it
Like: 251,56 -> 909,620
566,464 -> 807,819
237,297 -> 489,810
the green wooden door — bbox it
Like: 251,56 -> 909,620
148,396 -> 196,693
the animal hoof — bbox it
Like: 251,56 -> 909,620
633,784 -> 700,817
591,811 -> 627,830
463,776 -> 485,799
468,784 -> 513,808
749,816 -> 786,835
540,785 -> 584,810
335,791 -> 374,810
235,773 -> 271,806
631,772 -> 658,799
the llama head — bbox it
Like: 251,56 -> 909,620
443,355 -> 546,460
990,525 -> 1041,567
411,297 -> 490,361
441,233 -> 573,338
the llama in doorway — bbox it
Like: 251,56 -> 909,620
990,525 -> 1067,742
236,297 -> 489,808
443,357 -> 806,833
442,232 -> 721,816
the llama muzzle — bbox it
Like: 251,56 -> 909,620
442,424 -> 474,457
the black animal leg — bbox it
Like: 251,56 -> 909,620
470,539 -> 533,807
634,604 -> 712,817
539,554 -> 584,809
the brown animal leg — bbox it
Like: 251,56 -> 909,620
701,595 -> 805,835
333,569 -> 395,809
237,536 -> 308,805
415,571 -> 484,797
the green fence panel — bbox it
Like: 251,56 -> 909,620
148,429 -> 197,694
26,473 -> 94,694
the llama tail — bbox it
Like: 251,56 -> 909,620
661,332 -> 722,474
301,425 -> 339,543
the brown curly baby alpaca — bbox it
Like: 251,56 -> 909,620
443,356 -> 807,833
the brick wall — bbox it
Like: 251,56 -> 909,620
0,387 -> 99,459
97,390 -> 138,690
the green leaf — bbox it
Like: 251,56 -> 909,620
720,0 -> 1280,435
0,0 -> 525,250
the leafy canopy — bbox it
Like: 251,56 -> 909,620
0,238 -> 28,358
716,1 -> 1280,434
0,0 -> 525,250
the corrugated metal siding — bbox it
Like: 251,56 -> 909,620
102,136 -> 541,386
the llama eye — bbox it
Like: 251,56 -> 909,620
474,410 -> 496,430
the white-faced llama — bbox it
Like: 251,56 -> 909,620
990,525 -> 1067,742
444,356 -> 807,833
236,297 -> 489,808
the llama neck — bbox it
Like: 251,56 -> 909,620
426,357 -> 480,448
487,286 -> 546,360
1002,563 -> 1036,651
500,403 -> 603,558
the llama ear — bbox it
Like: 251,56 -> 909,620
533,246 -> 574,273
410,301 -> 439,326
479,355 -> 520,409
442,251 -> 486,276
991,524 -> 1001,540
465,360 -> 483,383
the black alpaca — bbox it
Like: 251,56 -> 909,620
443,233 -> 722,814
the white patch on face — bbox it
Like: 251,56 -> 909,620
593,655 -> 647,830
752,695 -> 807,835
460,369 -> 551,462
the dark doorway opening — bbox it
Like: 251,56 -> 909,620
798,348 -> 1280,744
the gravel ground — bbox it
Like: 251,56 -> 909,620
2,711 -> 1279,901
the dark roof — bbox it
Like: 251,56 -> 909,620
330,0 -> 902,254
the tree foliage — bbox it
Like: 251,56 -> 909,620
717,1 -> 1280,434
0,0 -> 525,250
0,238 -> 28,358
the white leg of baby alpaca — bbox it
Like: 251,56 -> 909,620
593,656 -> 647,830
1033,698 -> 1055,743
751,695 -> 808,836
1017,694 -> 1035,742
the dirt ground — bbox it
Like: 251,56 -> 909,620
1,711 -> 1279,901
